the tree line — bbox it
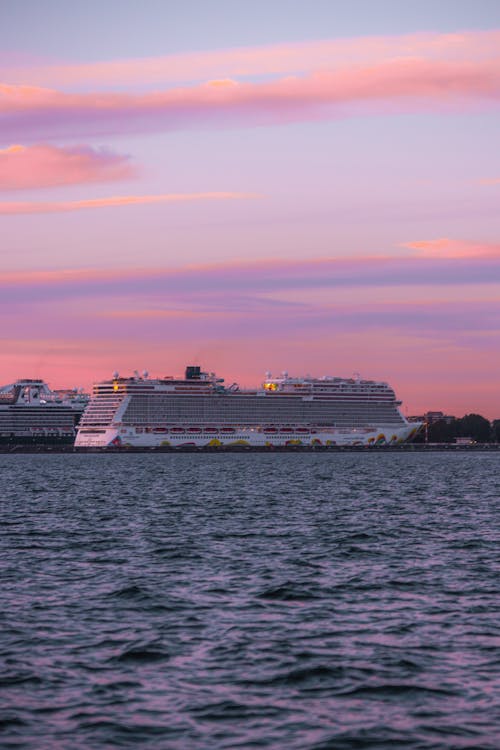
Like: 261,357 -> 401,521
413,414 -> 500,443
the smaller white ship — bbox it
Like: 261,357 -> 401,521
0,379 -> 88,441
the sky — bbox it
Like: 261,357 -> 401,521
1,0 -> 500,417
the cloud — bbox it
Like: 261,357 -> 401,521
0,143 -> 135,190
402,238 -> 500,258
1,251 -> 499,305
3,259 -> 499,350
5,31 -> 500,88
1,54 -> 499,141
96,300 -> 500,337
0,191 -> 258,214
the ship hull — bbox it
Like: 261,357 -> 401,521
75,424 -> 420,448
0,435 -> 75,448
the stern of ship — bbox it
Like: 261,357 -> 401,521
74,427 -> 121,448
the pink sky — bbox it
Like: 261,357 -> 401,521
1,16 -> 500,417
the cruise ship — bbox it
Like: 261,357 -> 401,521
75,366 -> 421,448
0,379 -> 88,443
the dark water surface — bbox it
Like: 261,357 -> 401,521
1,453 -> 499,749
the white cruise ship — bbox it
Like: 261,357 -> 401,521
0,379 -> 88,442
75,366 -> 421,448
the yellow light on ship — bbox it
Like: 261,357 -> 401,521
113,381 -> 119,392
264,382 -> 278,391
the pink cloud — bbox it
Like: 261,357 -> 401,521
0,191 -> 257,214
0,143 -> 135,190
5,31 -> 500,88
0,250 -> 498,303
1,54 -> 499,141
402,238 -> 500,258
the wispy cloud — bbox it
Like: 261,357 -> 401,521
96,300 -> 500,336
402,238 -> 500,258
0,143 -> 135,190
5,31 -> 500,87
1,251 -> 499,303
2,55 -> 499,141
0,191 -> 257,214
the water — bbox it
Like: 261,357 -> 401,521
1,452 -> 499,749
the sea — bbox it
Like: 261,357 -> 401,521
1,452 -> 499,750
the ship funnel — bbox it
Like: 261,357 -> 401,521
185,365 -> 201,380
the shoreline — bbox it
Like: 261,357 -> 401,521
1,443 -> 499,454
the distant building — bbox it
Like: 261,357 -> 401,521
408,411 -> 456,425
425,411 -> 456,425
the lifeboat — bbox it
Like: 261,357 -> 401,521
188,427 -> 202,433
263,427 -> 277,433
296,428 -> 309,433
204,427 -> 218,433
221,427 -> 235,433
170,427 -> 185,433
153,427 -> 167,433
280,428 -> 293,433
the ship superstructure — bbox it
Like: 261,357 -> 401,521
0,379 -> 88,441
75,366 -> 420,448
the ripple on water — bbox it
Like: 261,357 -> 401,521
0,452 -> 499,750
